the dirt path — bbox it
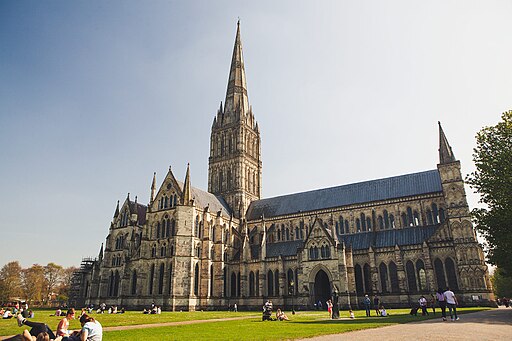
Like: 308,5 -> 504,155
301,307 -> 512,341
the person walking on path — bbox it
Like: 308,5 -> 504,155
443,287 -> 459,321
436,288 -> 447,321
363,295 -> 371,317
419,296 -> 429,316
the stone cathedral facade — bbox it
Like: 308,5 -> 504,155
73,22 -> 494,311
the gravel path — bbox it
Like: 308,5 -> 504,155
301,307 -> 512,341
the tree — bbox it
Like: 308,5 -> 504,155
467,110 -> 512,274
491,268 -> 512,298
22,264 -> 46,304
44,263 -> 64,303
0,261 -> 23,302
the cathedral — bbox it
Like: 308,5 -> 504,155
72,22 -> 495,311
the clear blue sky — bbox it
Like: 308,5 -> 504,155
1,1 -> 511,268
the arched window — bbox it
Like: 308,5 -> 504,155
223,267 -> 227,297
294,269 -> 299,296
434,258 -> 447,290
114,270 -> 120,297
168,264 -> 173,294
314,246 -> 319,259
406,260 -> 417,292
195,215 -> 200,237
287,269 -> 294,295
439,208 -> 445,223
210,265 -> 214,297
230,272 -> 237,297
355,264 -> 364,295
416,259 -> 426,291
320,245 -> 326,258
389,261 -> 400,293
237,272 -> 241,297
149,264 -> 155,295
363,264 -> 371,294
445,258 -> 459,290
171,219 -> 176,235
407,207 -> 414,226
274,270 -> 280,296
256,271 -> 260,296
277,229 -> 281,241
157,222 -> 161,239
166,219 -> 170,237
378,216 -> 384,230
151,245 -> 156,258
295,227 -> 300,239
345,220 -> 350,234
158,263 -> 165,294
219,170 -> 223,192
390,214 -> 395,228
401,213 -> 407,227
194,263 -> 200,296
361,213 -> 366,231
413,211 -> 420,226
356,218 -> 361,232
131,270 -> 137,295
173,194 -> 177,207
267,270 -> 274,296
432,203 -> 439,223
384,210 -> 390,229
366,217 -> 372,231
249,271 -> 255,296
379,262 -> 388,293
426,209 -> 433,225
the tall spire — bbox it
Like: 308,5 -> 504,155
224,20 -> 249,114
113,200 -> 120,218
182,163 -> 192,205
438,121 -> 456,164
150,172 -> 156,204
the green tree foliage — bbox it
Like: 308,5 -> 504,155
44,262 -> 64,300
22,264 -> 46,303
491,268 -> 512,298
0,261 -> 23,302
467,110 -> 512,274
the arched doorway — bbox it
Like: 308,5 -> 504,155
314,270 -> 331,307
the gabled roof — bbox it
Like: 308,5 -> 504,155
129,201 -> 147,225
176,181 -> 232,217
246,170 -> 442,220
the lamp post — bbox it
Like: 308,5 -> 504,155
289,280 -> 296,314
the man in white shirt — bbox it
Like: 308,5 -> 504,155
443,287 -> 459,321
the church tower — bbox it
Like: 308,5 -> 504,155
437,122 -> 492,295
208,21 -> 262,218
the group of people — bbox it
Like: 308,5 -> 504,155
362,295 -> 389,317
410,287 -> 459,321
4,308 -> 103,341
142,303 -> 161,314
497,297 -> 510,307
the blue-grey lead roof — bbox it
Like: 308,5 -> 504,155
262,225 -> 440,258
246,170 -> 442,220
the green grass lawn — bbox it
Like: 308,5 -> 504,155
0,307 -> 490,340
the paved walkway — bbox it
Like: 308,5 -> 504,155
302,307 -> 512,341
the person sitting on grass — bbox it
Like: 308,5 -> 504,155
3,308 -> 14,319
79,314 -> 103,341
56,308 -> 76,339
349,310 -> 355,319
380,306 -> 388,317
276,309 -> 289,321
